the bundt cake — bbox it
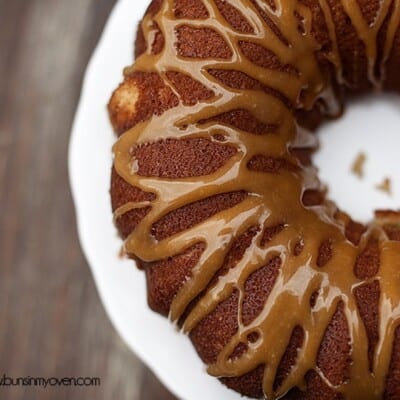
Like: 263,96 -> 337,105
108,0 -> 400,398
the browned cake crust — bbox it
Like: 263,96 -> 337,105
108,0 -> 400,398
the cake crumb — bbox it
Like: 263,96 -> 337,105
376,178 -> 392,196
118,246 -> 127,259
351,152 -> 366,178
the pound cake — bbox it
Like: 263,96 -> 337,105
108,0 -> 400,398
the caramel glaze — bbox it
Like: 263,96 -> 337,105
112,0 -> 400,398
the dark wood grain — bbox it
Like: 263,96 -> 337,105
0,1 -> 177,399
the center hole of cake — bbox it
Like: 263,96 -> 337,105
312,93 -> 400,223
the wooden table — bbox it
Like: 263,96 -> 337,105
0,1 -> 177,399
